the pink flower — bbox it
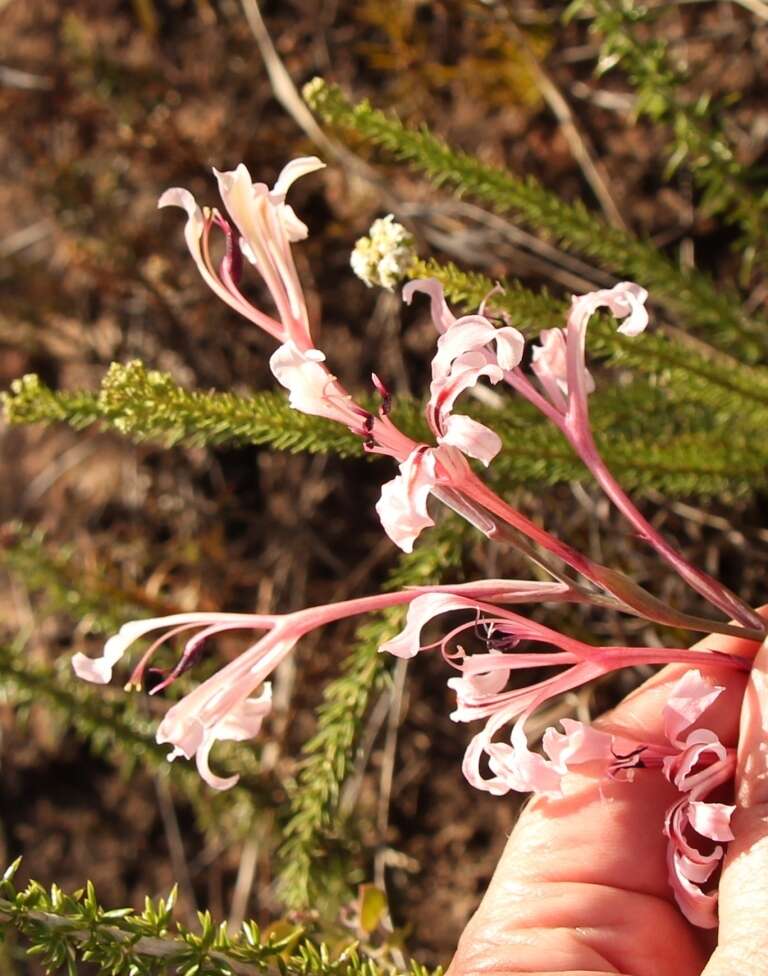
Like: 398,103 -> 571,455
374,447 -> 440,553
213,158 -> 324,350
159,157 -> 325,349
73,610 -> 287,789
519,281 -> 648,420
381,593 -> 726,793
405,278 -> 524,466
531,328 -> 594,407
372,279 -> 527,552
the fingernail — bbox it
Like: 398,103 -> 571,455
737,639 -> 768,807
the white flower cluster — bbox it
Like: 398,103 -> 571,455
350,214 -> 415,291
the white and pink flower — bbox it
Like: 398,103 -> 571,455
159,156 -> 325,349
372,280 -> 526,551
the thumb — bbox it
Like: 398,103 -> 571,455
704,638 -> 768,975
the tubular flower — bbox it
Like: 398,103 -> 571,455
74,583 -> 575,790
504,280 -> 763,632
73,610 -> 290,790
374,279 -> 526,551
524,281 -> 648,417
159,157 -> 325,349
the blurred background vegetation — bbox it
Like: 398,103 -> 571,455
0,0 -> 767,970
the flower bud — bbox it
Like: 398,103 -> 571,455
350,215 -> 415,290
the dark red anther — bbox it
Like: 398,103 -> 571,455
363,413 -> 374,434
363,434 -> 376,451
611,745 -> 647,770
371,373 -> 392,415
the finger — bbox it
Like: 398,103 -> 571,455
703,638 -> 768,975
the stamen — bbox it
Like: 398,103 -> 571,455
213,213 -> 243,286
149,628 -> 216,695
124,622 -> 202,692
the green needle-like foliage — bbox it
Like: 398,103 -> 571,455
0,861 -> 441,976
3,366 -> 364,456
569,0 -> 768,270
5,357 -> 768,494
305,78 -> 766,359
277,518 -> 469,913
0,524 -> 153,633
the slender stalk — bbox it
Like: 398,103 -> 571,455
571,422 -> 764,633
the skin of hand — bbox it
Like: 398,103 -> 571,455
448,623 -> 768,976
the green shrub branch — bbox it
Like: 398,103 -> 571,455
305,78 -> 766,359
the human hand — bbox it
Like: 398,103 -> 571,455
448,626 -> 768,976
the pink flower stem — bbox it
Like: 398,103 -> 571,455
569,422 -> 763,634
455,468 -> 762,641
595,647 -> 749,671
503,359 -> 764,635
561,313 -> 762,633
458,470 -> 599,579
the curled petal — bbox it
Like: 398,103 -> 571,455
272,156 -> 326,198
158,187 -> 205,255
495,327 -> 526,371
665,728 -> 727,791
432,318 -> 500,378
380,592 -> 471,658
158,188 -> 227,303
402,278 -> 456,334
269,341 -> 331,415
462,727 -> 512,796
274,203 -> 310,243
439,414 -> 501,466
570,281 -> 649,338
71,652 -> 116,685
614,283 -> 650,336
688,800 -> 735,843
448,660 -> 509,705
668,848 -> 720,930
542,718 -> 619,774
375,448 -> 438,552
193,685 -> 273,791
487,719 -> 564,796
663,669 -> 724,745
427,352 -> 503,450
